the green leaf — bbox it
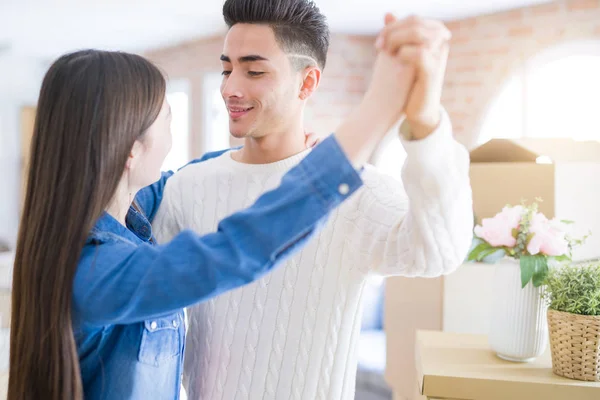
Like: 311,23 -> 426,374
521,255 -> 548,288
468,243 -> 492,261
552,254 -> 571,263
560,219 -> 575,225
512,228 -> 518,239
478,248 -> 504,262
532,256 -> 549,287
520,256 -> 535,288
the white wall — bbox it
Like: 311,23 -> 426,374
0,55 -> 45,247
443,263 -> 496,334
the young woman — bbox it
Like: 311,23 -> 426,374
8,15 -> 431,400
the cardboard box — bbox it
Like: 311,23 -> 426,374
384,276 -> 443,400
469,138 -> 600,261
415,330 -> 600,400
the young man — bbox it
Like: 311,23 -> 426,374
153,1 -> 473,399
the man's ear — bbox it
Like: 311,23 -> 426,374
299,67 -> 321,100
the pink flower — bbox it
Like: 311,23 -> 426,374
474,206 -> 523,247
526,213 -> 569,256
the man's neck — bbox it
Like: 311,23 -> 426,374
234,125 -> 307,164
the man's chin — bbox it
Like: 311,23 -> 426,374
229,122 -> 255,139
229,130 -> 250,139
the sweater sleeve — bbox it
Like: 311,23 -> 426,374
344,111 -> 473,277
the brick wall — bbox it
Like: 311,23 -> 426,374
444,0 -> 600,148
146,34 -> 376,158
146,0 -> 600,154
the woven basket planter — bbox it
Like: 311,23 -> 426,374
547,309 -> 600,382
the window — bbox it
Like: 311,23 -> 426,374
478,73 -> 524,143
202,72 -> 230,153
479,41 -> 600,144
161,80 -> 190,172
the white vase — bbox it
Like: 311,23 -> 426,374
488,258 -> 548,362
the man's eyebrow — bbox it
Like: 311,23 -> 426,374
220,54 -> 270,63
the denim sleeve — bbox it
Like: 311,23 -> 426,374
134,149 -> 231,222
73,136 -> 362,326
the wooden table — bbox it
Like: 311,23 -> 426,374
415,330 -> 600,400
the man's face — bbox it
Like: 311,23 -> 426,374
220,24 -> 305,139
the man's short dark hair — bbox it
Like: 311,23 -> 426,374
223,0 -> 330,70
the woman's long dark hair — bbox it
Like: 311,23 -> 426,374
9,49 -> 166,400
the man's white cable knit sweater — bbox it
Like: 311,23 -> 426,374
153,114 -> 473,400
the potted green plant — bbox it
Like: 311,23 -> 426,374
544,262 -> 600,382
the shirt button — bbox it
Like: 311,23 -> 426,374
150,321 -> 158,330
338,183 -> 350,195
172,320 -> 178,328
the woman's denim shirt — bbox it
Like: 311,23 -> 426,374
72,136 -> 362,399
